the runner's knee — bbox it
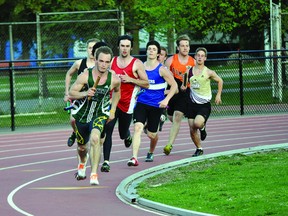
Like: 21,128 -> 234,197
134,123 -> 144,133
77,144 -> 87,152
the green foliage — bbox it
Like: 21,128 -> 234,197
119,0 -> 282,50
1,0 -> 288,53
14,0 -> 116,16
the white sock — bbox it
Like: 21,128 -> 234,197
104,160 -> 109,164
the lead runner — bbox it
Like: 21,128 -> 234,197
69,46 -> 121,185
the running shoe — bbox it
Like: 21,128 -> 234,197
101,161 -> 110,172
163,144 -> 173,155
124,135 -> 132,148
90,173 -> 99,185
127,157 -> 139,166
75,153 -> 89,180
192,148 -> 204,157
67,132 -> 76,147
200,127 -> 207,141
145,152 -> 154,162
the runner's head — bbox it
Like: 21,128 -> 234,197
92,41 -> 108,57
117,35 -> 133,48
117,35 -> 133,57
146,40 -> 161,54
86,38 -> 100,58
158,46 -> 168,64
176,34 -> 190,56
95,46 -> 113,73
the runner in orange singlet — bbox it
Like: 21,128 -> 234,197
163,34 -> 196,155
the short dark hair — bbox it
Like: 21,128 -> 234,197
92,41 -> 108,56
117,35 -> 133,48
95,46 -> 113,60
146,40 -> 161,54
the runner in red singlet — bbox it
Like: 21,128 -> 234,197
111,57 -> 139,113
100,35 -> 149,172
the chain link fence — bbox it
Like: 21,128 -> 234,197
206,49 -> 288,116
0,9 -> 123,131
37,10 -> 122,59
0,9 -> 122,62
1,49 -> 287,131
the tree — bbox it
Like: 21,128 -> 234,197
0,0 -> 116,59
1,0 -> 288,58
118,0 -> 187,54
119,0 -> 288,52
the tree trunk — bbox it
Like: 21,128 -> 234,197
149,32 -> 155,41
167,28 -> 175,54
131,29 -> 140,55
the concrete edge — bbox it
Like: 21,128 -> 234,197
116,143 -> 288,216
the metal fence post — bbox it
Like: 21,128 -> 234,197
120,11 -> 125,35
270,1 -> 283,101
238,50 -> 244,115
9,61 -> 15,131
36,13 -> 44,106
8,25 -> 16,131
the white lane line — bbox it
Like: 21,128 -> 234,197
7,168 -> 75,216
0,145 -> 69,153
0,149 -> 73,160
1,117 -> 287,143
1,136 -> 288,171
1,124 -> 287,150
7,141 -> 288,216
6,157 -> 129,216
0,138 -> 68,145
0,157 -> 74,171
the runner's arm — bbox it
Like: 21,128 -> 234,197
64,59 -> 81,101
69,71 -> 91,100
109,74 -> 121,120
130,59 -> 150,89
160,66 -> 178,104
209,69 -> 223,105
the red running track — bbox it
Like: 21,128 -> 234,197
1,114 -> 288,216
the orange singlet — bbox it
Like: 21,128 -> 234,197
170,54 -> 195,87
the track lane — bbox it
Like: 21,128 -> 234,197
0,114 -> 288,216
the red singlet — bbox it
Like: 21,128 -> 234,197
111,57 -> 140,114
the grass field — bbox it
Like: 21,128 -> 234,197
137,149 -> 288,216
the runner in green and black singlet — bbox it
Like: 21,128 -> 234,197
68,46 -> 121,186
72,68 -> 112,124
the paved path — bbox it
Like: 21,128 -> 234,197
1,114 -> 288,216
